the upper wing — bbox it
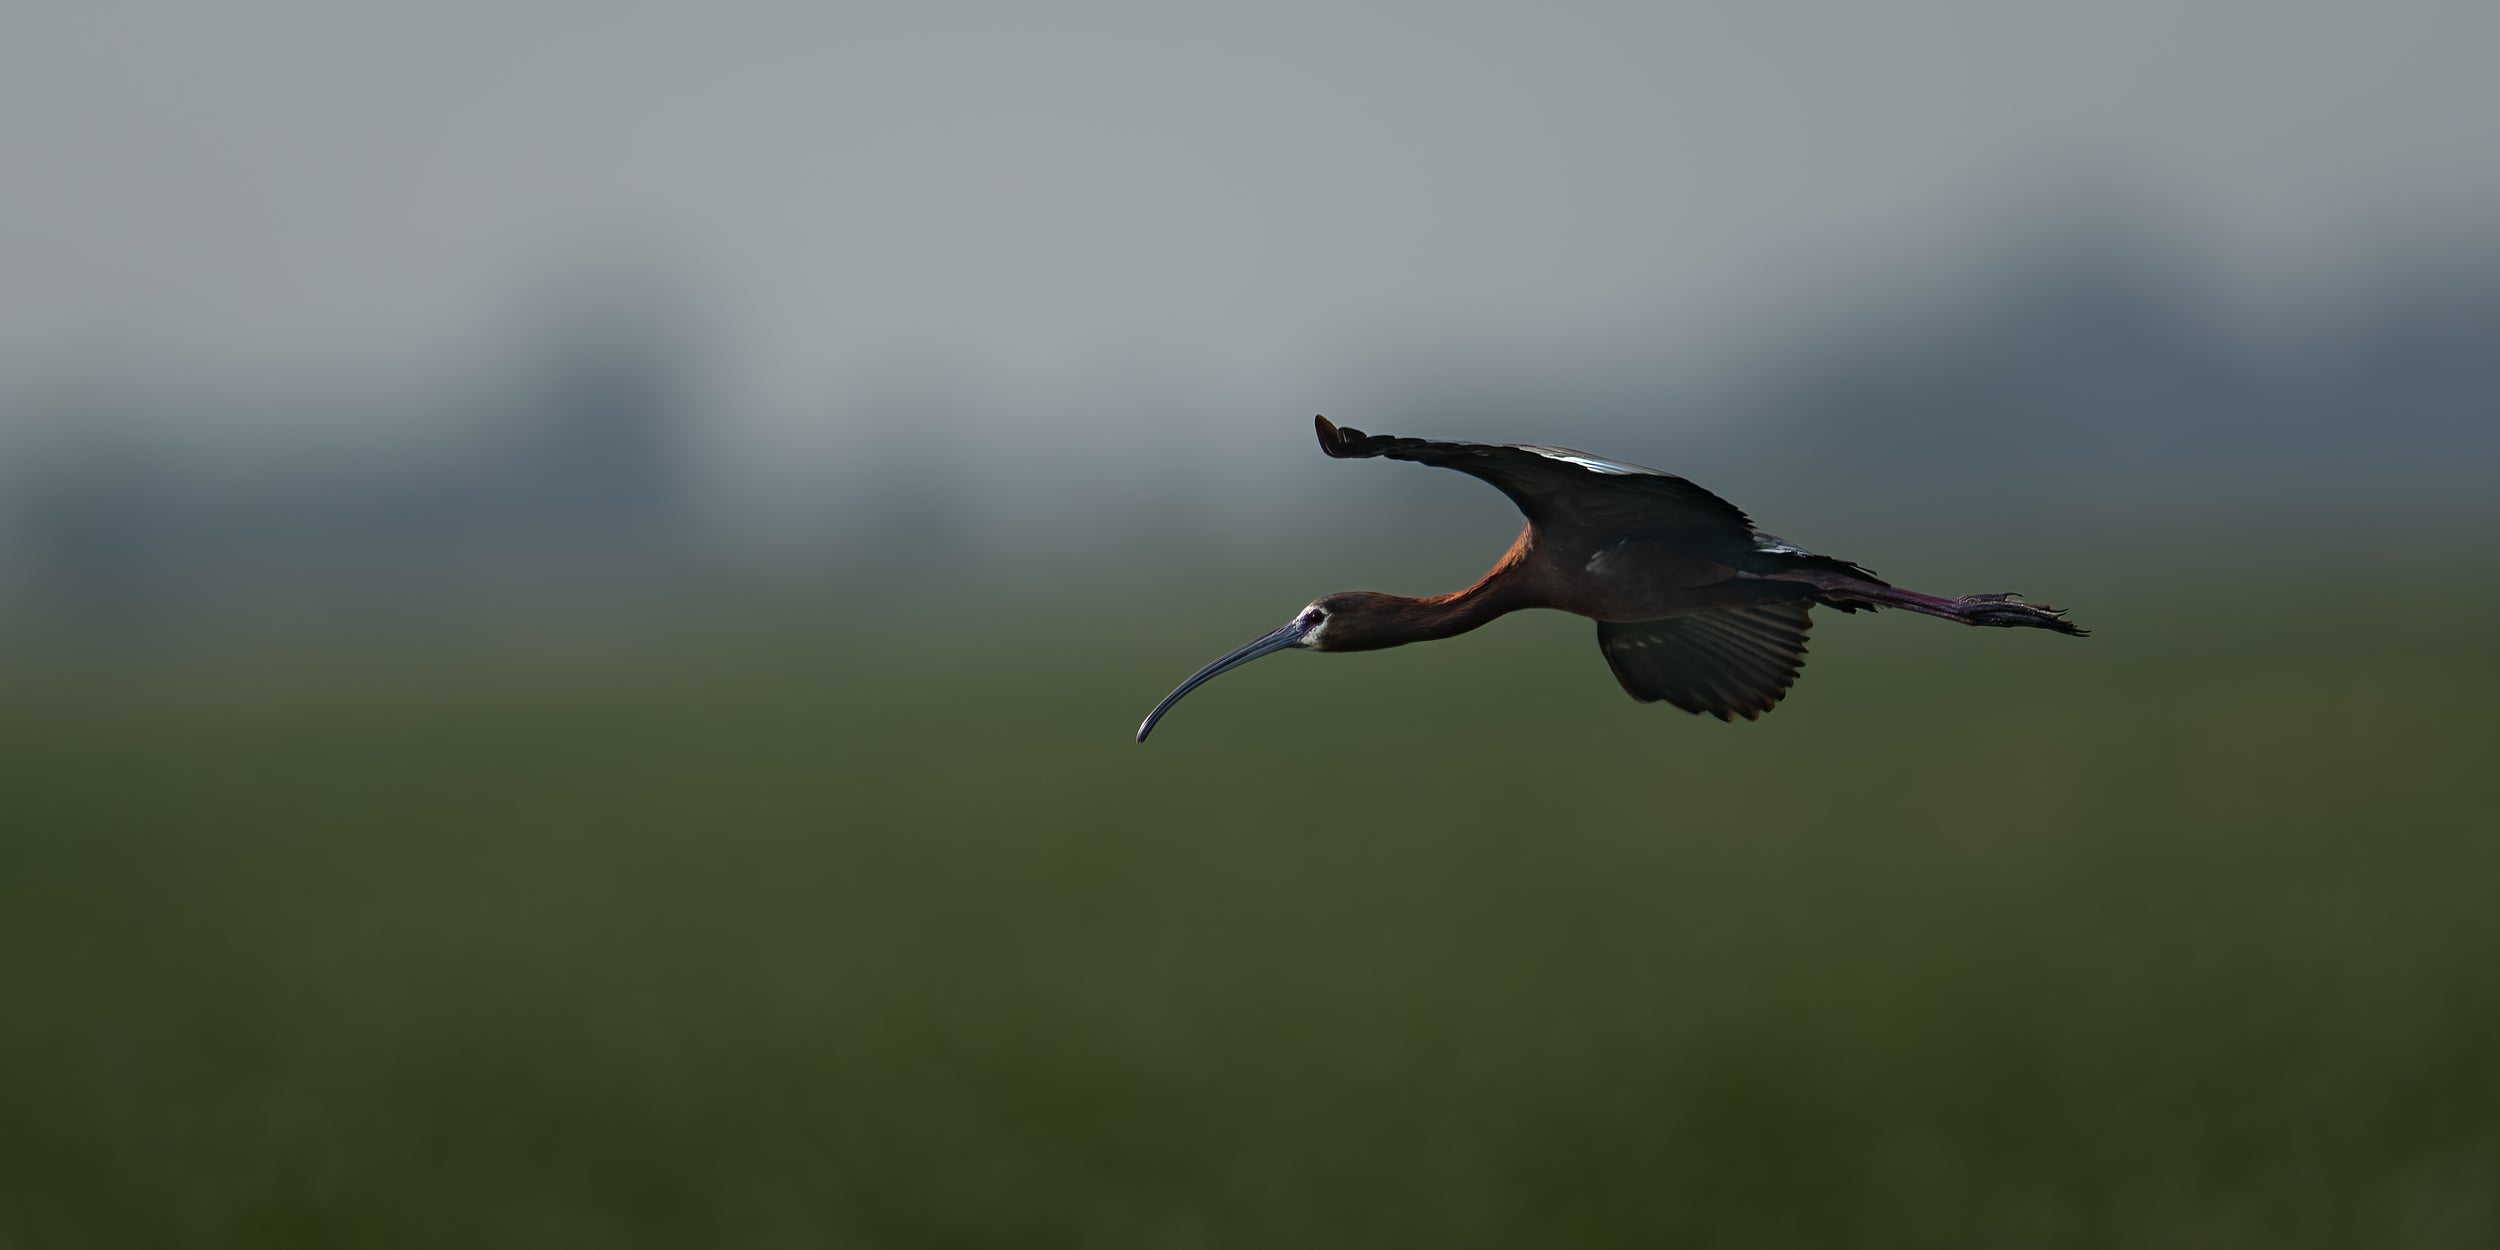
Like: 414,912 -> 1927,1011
1315,416 -> 1758,551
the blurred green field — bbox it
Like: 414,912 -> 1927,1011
2,572 -> 2496,1248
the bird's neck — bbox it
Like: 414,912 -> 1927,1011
1399,579 -> 1524,641
1356,538 -> 1536,647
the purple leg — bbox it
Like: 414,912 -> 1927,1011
1851,586 -> 2087,635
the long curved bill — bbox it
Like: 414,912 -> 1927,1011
1136,618 -> 1308,742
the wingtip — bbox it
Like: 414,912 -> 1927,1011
1312,414 -> 1378,459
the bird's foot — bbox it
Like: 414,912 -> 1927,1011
1951,593 -> 2088,635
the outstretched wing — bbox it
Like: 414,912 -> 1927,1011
1316,416 -> 1758,551
1595,601 -> 1814,721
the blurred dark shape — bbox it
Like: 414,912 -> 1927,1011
831,375 -> 974,575
1693,228 -> 2500,519
5,297 -> 701,626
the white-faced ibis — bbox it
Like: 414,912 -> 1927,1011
1137,416 -> 2086,741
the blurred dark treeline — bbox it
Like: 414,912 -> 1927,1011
4,220 -> 2494,631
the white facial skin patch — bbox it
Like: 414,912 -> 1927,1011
1296,607 -> 1329,648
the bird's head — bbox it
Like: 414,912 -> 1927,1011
1135,592 -> 1407,742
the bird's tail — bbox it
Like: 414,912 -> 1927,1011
1822,583 -> 2088,636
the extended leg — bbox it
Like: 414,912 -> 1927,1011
1826,583 -> 2087,635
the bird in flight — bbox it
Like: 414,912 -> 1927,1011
1137,416 -> 2084,741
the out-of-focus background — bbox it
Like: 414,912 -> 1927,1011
4,2 -> 2496,1245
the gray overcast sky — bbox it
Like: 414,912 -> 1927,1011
6,0 -> 2496,440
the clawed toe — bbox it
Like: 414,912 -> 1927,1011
1957,596 -> 2086,636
